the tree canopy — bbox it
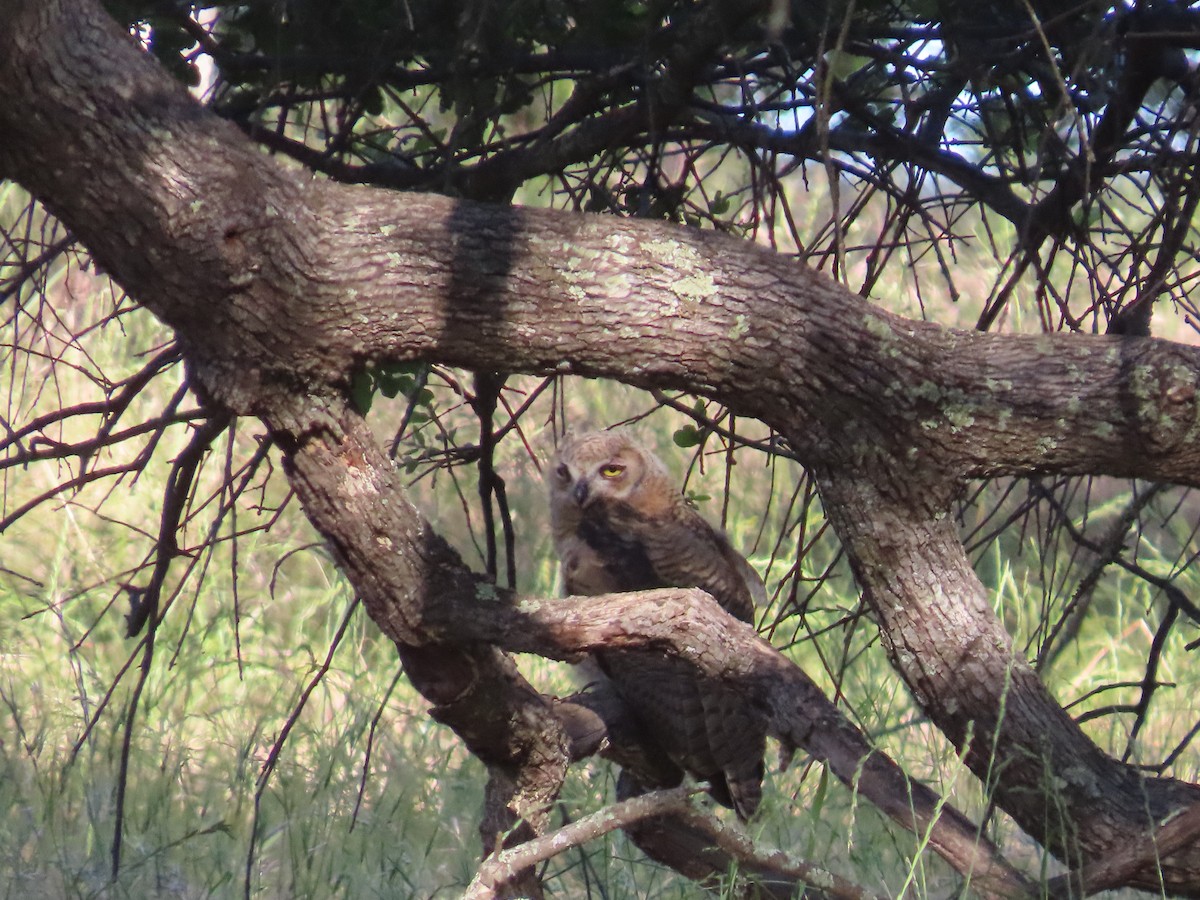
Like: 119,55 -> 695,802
3,0 -> 1200,896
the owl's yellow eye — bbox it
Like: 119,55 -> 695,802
599,463 -> 625,478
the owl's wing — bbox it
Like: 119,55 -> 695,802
732,546 -> 768,609
700,678 -> 766,817
636,509 -> 761,623
599,649 -> 766,821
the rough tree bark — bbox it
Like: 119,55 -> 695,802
3,0 -> 1200,895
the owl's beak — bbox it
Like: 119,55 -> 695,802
572,481 -> 589,506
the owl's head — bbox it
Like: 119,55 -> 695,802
548,430 -> 672,517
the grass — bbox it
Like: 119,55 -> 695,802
0,540 -> 484,898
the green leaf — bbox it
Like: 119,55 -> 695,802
350,368 -> 375,415
824,49 -> 870,81
362,85 -> 385,117
378,372 -> 414,399
373,362 -> 427,400
673,425 -> 701,448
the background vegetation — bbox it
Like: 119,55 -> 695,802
5,0 -> 1200,896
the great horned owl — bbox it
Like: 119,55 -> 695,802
548,429 -> 767,819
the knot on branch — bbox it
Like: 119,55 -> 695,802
1122,344 -> 1200,456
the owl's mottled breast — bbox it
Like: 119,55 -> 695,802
575,512 -> 659,592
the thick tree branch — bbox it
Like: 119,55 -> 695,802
817,472 -> 1200,893
1062,800 -> 1200,896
